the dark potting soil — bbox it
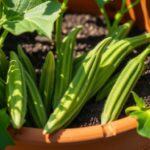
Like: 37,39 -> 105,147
4,13 -> 150,128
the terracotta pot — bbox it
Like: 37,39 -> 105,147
5,1 -> 150,149
65,0 -> 150,32
6,117 -> 150,150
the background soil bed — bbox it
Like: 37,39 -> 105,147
4,13 -> 150,128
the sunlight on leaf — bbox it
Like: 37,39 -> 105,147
126,92 -> 150,138
131,91 -> 146,108
129,109 -> 150,138
2,0 -> 61,39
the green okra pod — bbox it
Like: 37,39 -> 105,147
73,20 -> 133,73
6,52 -> 27,129
96,72 -> 120,101
25,71 -> 47,128
39,51 -> 55,114
43,37 -> 112,134
91,33 -> 150,99
101,45 -> 150,124
53,26 -> 82,109
17,45 -> 36,83
109,20 -> 133,46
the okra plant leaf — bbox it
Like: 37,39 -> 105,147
0,109 -> 14,149
2,0 -> 44,12
126,92 -> 150,138
131,91 -> 146,108
96,0 -> 112,7
1,0 -> 61,39
129,109 -> 150,138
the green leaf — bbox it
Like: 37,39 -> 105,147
131,91 -> 146,108
96,0 -> 111,7
129,109 -> 150,138
2,0 -> 46,12
2,0 -> 61,39
0,109 -> 10,128
0,109 -> 14,149
126,92 -> 150,138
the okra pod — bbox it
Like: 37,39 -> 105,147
101,45 -> 150,124
73,20 -> 133,73
17,45 -> 36,83
43,37 -> 111,134
112,20 -> 133,39
6,52 -> 27,129
25,71 -> 47,128
96,72 -> 120,101
53,26 -> 82,109
91,33 -> 150,98
39,51 -> 55,114
109,20 -> 133,46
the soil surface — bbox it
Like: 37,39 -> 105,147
4,13 -> 150,128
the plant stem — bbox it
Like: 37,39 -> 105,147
110,0 -> 126,34
139,44 -> 150,62
110,0 -> 140,35
56,14 -> 62,55
99,6 -> 111,33
0,1 -> 2,20
125,0 -> 141,13
56,0 -> 68,55
0,30 -> 8,49
125,106 -> 141,115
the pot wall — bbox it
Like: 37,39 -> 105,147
5,1 -> 150,149
6,117 -> 150,150
6,130 -> 150,150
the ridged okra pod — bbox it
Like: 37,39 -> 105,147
17,45 -> 36,83
73,20 -> 133,73
109,20 -> 133,46
6,52 -> 27,129
25,71 -> 47,128
53,26 -> 82,109
96,72 -> 120,101
39,51 -> 55,114
101,45 -> 150,124
43,37 -> 111,134
92,33 -> 150,98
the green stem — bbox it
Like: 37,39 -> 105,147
124,0 -> 141,13
0,1 -> 2,19
110,0 -> 126,34
56,0 -> 68,55
56,14 -> 63,55
138,44 -> 150,62
111,0 -> 140,34
99,6 -> 111,34
125,106 -> 141,115
0,30 -> 8,49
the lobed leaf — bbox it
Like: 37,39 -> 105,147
2,0 -> 61,39
0,109 -> 14,149
131,91 -> 146,108
126,92 -> 150,138
129,109 -> 150,138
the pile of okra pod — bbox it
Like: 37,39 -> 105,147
1,24 -> 150,135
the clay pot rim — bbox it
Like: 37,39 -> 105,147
10,116 -> 138,145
